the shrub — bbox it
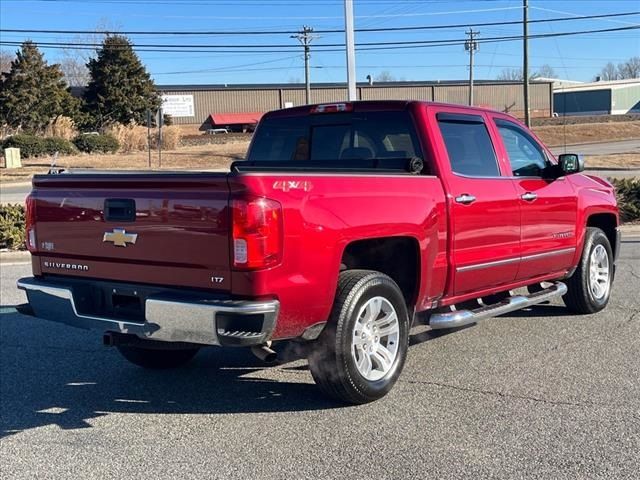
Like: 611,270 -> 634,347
105,123 -> 148,152
44,116 -> 78,140
0,204 -> 25,251
42,136 -> 77,155
74,133 -> 119,153
3,134 -> 45,157
611,178 -> 640,223
2,134 -> 76,157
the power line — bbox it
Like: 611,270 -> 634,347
2,11 -> 637,36
1,25 -> 638,56
2,25 -> 637,50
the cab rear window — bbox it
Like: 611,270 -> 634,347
247,111 -> 423,163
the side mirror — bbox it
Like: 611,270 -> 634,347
558,153 -> 584,175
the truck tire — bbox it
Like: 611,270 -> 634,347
117,345 -> 200,369
563,227 -> 613,314
308,270 -> 410,404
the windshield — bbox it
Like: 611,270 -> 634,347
247,111 -> 423,163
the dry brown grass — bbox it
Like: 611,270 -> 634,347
44,116 -> 77,140
583,153 -> 640,169
103,124 -> 183,152
533,121 -> 640,147
0,141 -> 250,183
153,126 -> 182,150
105,123 -> 148,153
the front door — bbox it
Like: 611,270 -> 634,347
490,116 -> 578,280
432,109 -> 521,296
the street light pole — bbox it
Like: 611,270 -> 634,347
292,26 -> 315,105
523,0 -> 531,127
344,0 -> 357,101
465,29 -> 479,106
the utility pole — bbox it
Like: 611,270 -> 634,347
344,0 -> 357,101
292,26 -> 316,105
523,0 -> 531,127
465,29 -> 479,106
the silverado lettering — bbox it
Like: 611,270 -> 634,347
18,101 -> 620,404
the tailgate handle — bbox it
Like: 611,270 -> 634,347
104,199 -> 136,222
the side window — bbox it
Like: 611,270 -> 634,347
496,121 -> 547,177
437,115 -> 500,177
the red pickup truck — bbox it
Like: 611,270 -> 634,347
18,101 -> 620,404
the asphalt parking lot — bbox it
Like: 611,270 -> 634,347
1,238 -> 639,479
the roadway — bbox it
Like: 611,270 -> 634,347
1,237 -> 639,479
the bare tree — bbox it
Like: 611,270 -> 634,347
533,64 -> 555,79
1,50 -> 14,77
60,18 -> 121,86
617,56 -> 640,79
496,67 -> 524,81
598,62 -> 618,81
498,65 -> 557,81
58,55 -> 90,86
374,71 -> 396,82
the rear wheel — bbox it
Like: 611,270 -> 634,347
308,270 -> 410,404
117,344 -> 200,369
563,227 -> 613,314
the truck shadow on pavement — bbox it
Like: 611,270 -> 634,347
0,310 -> 341,438
0,302 -> 567,437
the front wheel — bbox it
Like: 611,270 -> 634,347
308,270 -> 410,404
117,344 -> 200,369
563,227 -> 614,314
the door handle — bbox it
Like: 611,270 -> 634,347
455,194 -> 476,205
521,192 -> 537,202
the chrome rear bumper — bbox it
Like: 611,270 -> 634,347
17,277 -> 279,346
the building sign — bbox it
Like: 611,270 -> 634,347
161,94 -> 195,117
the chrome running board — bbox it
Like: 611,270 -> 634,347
428,282 -> 567,330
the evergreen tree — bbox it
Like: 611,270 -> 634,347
84,35 -> 160,128
0,41 -> 77,133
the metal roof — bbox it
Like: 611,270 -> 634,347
156,79 -> 552,92
555,79 -> 640,93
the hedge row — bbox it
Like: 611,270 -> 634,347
2,133 -> 120,157
2,134 -> 77,158
0,204 -> 26,251
611,178 -> 640,223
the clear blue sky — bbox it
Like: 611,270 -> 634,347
1,0 -> 638,85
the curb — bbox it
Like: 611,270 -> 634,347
0,251 -> 30,264
620,224 -> 640,235
0,181 -> 32,188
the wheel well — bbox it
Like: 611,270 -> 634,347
341,237 -> 420,307
587,213 -> 617,257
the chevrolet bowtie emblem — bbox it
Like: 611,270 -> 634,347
103,228 -> 138,247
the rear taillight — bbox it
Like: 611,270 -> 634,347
232,196 -> 283,270
25,194 -> 37,252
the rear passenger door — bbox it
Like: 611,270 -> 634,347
431,109 -> 521,296
490,116 -> 578,280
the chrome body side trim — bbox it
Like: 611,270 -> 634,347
520,247 -> 576,262
456,247 -> 576,273
17,277 -> 279,346
456,256 -> 520,273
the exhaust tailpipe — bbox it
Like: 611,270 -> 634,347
251,342 -> 278,363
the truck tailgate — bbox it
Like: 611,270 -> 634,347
30,173 -> 231,291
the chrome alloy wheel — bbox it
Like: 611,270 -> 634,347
589,244 -> 610,301
351,296 -> 400,381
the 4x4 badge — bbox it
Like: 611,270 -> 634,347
103,228 -> 138,247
